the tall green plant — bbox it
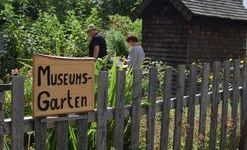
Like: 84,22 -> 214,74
105,31 -> 129,57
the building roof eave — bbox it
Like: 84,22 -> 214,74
131,0 -> 247,22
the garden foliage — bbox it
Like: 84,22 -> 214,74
0,0 -> 143,149
0,0 -> 142,81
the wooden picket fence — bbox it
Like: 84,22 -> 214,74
0,59 -> 247,150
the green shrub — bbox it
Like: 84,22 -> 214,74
105,31 -> 129,57
0,4 -> 101,78
109,15 -> 142,41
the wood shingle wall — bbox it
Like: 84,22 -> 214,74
188,18 -> 247,63
137,0 -> 247,65
142,1 -> 189,65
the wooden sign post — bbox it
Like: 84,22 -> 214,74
33,55 -> 95,117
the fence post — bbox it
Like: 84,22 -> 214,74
240,60 -> 247,149
146,67 -> 158,150
130,69 -> 142,150
185,64 -> 197,150
173,65 -> 185,150
160,67 -> 172,150
229,59 -> 240,150
96,71 -> 108,150
220,61 -> 230,150
0,91 -> 5,150
209,62 -> 220,150
34,118 -> 47,150
11,76 -> 24,150
55,116 -> 69,150
242,61 -> 247,129
76,113 -> 88,150
113,70 -> 126,150
198,63 -> 210,150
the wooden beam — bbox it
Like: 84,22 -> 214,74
11,76 -> 24,150
0,84 -> 12,92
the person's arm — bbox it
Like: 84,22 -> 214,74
126,49 -> 133,65
93,45 -> 100,58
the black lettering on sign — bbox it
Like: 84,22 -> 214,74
37,90 -> 88,112
60,98 -> 66,109
82,73 -> 88,84
50,98 -> 60,110
69,74 -> 76,85
51,74 -> 57,85
76,74 -> 82,85
75,96 -> 80,108
38,67 -> 92,87
38,66 -> 50,86
57,74 -> 63,85
81,96 -> 87,107
38,91 -> 50,111
67,90 -> 74,108
64,73 -> 68,85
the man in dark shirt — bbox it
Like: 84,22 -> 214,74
87,24 -> 107,58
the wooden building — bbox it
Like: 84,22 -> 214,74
132,0 -> 247,64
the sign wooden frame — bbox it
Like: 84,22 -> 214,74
33,55 -> 95,117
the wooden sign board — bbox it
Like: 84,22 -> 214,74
33,55 -> 95,117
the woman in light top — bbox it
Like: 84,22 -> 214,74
126,34 -> 145,69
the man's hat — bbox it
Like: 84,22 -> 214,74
86,24 -> 97,33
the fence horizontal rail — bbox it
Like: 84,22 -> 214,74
0,84 -> 12,92
3,86 -> 242,135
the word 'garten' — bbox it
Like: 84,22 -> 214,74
37,65 -> 91,111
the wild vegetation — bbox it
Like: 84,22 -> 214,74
0,0 -> 142,81
0,0 -> 144,149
